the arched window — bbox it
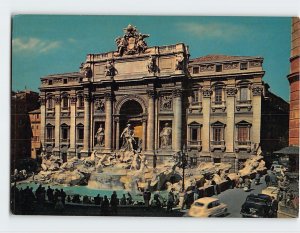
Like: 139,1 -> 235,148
46,123 -> 54,142
76,123 -> 84,143
60,123 -> 69,141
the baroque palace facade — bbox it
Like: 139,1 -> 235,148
39,25 -> 265,170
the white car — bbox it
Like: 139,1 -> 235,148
261,186 -> 279,200
188,197 -> 228,217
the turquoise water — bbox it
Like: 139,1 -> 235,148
15,182 -> 166,201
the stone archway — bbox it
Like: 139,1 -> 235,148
119,100 -> 144,150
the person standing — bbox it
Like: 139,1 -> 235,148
143,189 -> 151,208
101,195 -> 110,216
167,189 -> 175,213
110,191 -> 118,215
265,174 -> 271,187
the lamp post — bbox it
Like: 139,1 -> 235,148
180,144 -> 188,191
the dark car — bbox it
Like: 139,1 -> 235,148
240,194 -> 274,218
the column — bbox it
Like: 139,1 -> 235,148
82,94 -> 90,156
202,88 -> 212,152
115,117 -> 120,150
68,96 -> 76,157
225,87 -> 237,152
40,97 -> 46,149
173,89 -> 182,152
146,90 -> 155,153
53,95 -> 61,156
104,92 -> 113,152
252,85 -> 263,145
142,118 -> 147,151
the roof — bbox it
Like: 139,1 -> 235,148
29,108 -> 41,114
190,54 -> 263,64
274,146 -> 299,155
42,72 -> 82,79
194,197 -> 219,204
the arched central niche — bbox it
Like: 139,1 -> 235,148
119,100 -> 143,116
119,99 -> 144,149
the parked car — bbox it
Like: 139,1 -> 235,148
271,164 -> 286,174
240,194 -> 274,218
261,186 -> 279,200
188,197 -> 228,217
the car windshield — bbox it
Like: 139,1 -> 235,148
194,202 -> 205,207
246,196 -> 267,204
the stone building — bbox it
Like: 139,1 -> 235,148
11,90 -> 40,169
288,17 -> 300,146
39,25 -> 269,171
29,109 -> 41,159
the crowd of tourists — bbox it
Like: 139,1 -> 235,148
10,183 -> 182,215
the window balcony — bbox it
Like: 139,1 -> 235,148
235,140 -> 251,153
236,99 -> 252,111
45,138 -> 55,144
211,101 -> 226,112
77,106 -> 84,110
47,108 -> 55,112
188,140 -> 202,151
210,140 -> 226,152
60,138 -> 70,144
189,101 -> 202,113
76,139 -> 84,144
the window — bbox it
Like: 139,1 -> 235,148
213,127 -> 222,142
238,127 -> 249,142
215,87 -> 223,104
240,87 -> 248,101
46,125 -> 54,139
193,67 -> 199,74
236,121 -> 251,146
61,127 -> 68,140
47,98 -> 53,109
36,114 -> 39,119
78,127 -> 84,140
191,128 -> 198,141
216,64 -> 222,72
77,95 -> 84,108
240,62 -> 248,70
192,90 -> 199,104
63,79 -> 68,84
48,80 -> 53,85
188,122 -> 202,146
211,121 -> 225,145
62,97 -> 68,109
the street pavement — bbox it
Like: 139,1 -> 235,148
214,177 -> 267,218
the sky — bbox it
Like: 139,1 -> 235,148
12,15 -> 291,101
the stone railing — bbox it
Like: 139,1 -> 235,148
235,141 -> 251,153
210,140 -> 226,152
236,100 -> 252,111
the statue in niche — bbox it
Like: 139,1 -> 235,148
95,124 -> 105,146
95,99 -> 105,112
104,60 -> 118,77
175,54 -> 184,71
147,55 -> 157,73
160,123 -> 172,149
120,124 -> 136,151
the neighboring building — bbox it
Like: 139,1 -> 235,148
288,17 -> 300,146
261,83 -> 289,156
11,90 -> 40,169
29,109 -> 41,159
38,25 -> 284,171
